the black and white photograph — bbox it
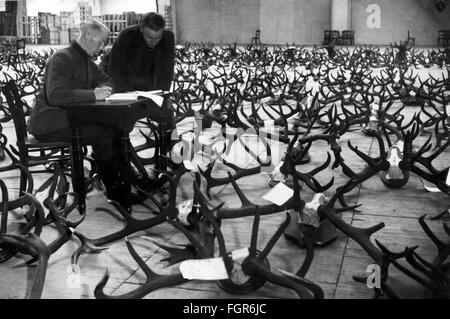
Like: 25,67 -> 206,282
0,0 -> 449,304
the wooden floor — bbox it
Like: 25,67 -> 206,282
0,65 -> 449,300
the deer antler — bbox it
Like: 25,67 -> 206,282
0,233 -> 50,299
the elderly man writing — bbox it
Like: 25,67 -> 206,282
28,19 -> 123,204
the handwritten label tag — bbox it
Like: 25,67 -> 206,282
177,199 -> 194,226
445,104 -> 450,115
262,182 -> 294,206
396,140 -> 404,153
179,258 -> 229,280
423,185 -> 442,193
231,248 -> 249,262
183,160 -> 195,171
299,193 -> 324,227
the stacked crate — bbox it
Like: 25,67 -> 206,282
60,11 -> 74,44
21,16 -> 39,44
38,12 -> 52,44
123,11 -> 137,26
101,13 -> 127,45
164,5 -> 173,32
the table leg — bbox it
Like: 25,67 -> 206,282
71,126 -> 86,214
120,128 -> 132,214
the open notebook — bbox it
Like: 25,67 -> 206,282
105,90 -> 167,107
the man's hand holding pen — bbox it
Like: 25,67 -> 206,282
94,86 -> 113,100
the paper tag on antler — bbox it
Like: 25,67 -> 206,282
396,140 -> 404,153
177,199 -> 194,226
180,257 -> 229,280
446,168 -> 450,186
262,182 -> 294,206
231,248 -> 249,262
445,104 -> 450,115
183,160 -> 195,171
423,185 -> 442,193
298,193 -> 324,228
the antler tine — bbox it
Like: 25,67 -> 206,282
347,138 -> 378,167
405,249 -> 448,285
197,198 -> 228,259
375,241 -> 437,293
95,238 -> 188,299
85,173 -> 181,246
238,127 -> 272,166
288,151 -> 334,193
249,206 -> 261,258
319,204 -> 385,265
227,171 -> 256,208
0,233 -> 50,299
418,215 -> 450,267
21,192 -> 46,237
410,251 -> 450,298
0,179 -> 9,234
259,213 -> 291,261
71,230 -> 108,266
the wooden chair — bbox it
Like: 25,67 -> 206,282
341,30 -> 355,45
8,38 -> 26,65
251,29 -> 262,46
323,30 -> 341,45
438,30 -> 450,48
405,30 -> 415,47
0,80 -> 72,194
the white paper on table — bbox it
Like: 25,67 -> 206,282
424,185 -> 442,193
105,93 -> 138,101
179,257 -> 229,280
143,94 -> 164,107
262,182 -> 294,206
106,91 -> 164,107
446,168 -> 450,186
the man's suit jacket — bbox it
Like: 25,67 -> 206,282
29,41 -> 114,136
107,25 -> 175,92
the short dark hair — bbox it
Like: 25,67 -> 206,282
141,12 -> 165,31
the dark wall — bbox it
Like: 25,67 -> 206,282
260,0 -> 331,45
175,0 -> 260,44
352,0 -> 450,46
0,1 -> 18,36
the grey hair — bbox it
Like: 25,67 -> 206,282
80,18 -> 110,39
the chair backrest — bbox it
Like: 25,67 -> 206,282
16,38 -> 26,52
1,80 -> 28,154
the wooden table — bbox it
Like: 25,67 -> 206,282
59,98 -> 170,214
